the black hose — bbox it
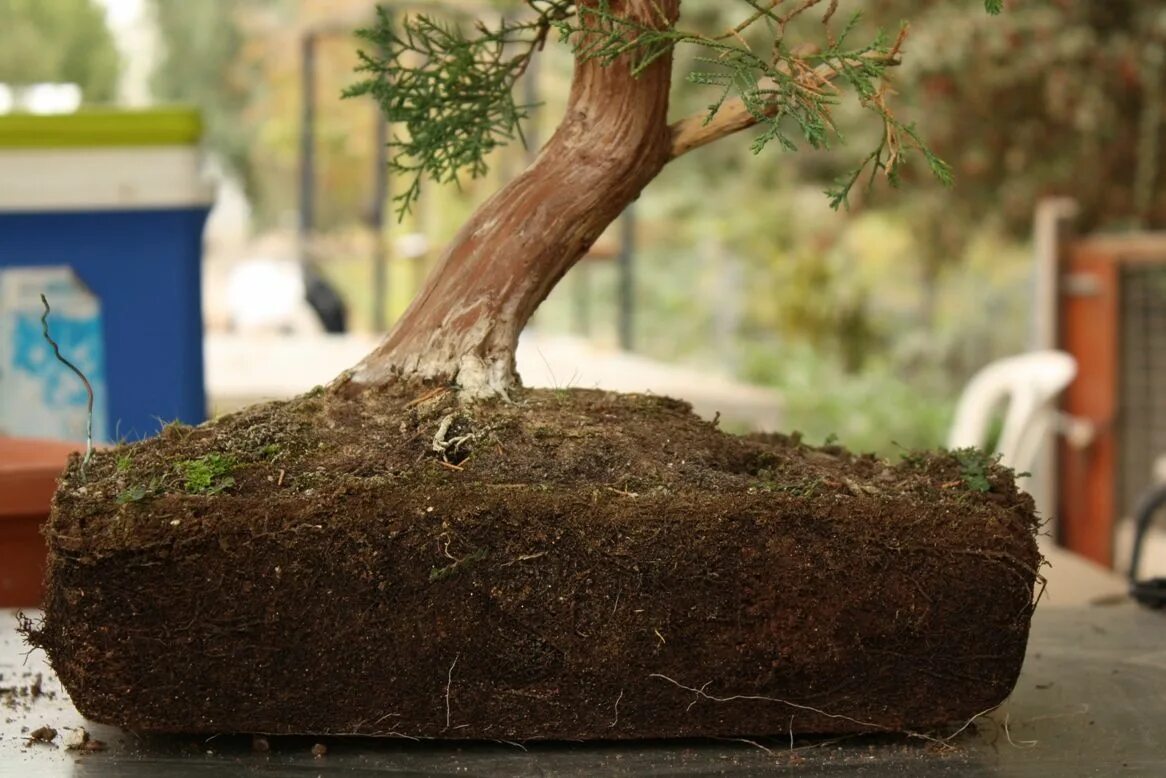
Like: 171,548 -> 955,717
1129,482 -> 1166,609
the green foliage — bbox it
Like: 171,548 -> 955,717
739,339 -> 954,456
346,3 -> 574,217
984,0 -> 1004,15
561,2 -> 952,208
348,1 -> 1008,217
175,453 -> 238,495
0,0 -> 119,101
952,447 -> 998,493
895,444 -> 926,468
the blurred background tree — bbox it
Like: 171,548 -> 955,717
149,0 -> 398,231
149,1 -> 268,203
0,0 -> 120,102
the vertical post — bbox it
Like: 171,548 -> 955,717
1030,198 -> 1079,538
572,264 -> 591,336
1134,42 -> 1163,228
298,31 -> 317,265
370,23 -> 392,331
617,205 -> 636,351
1032,198 -> 1079,351
371,110 -> 389,331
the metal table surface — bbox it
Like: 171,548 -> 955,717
2,605 -> 1164,776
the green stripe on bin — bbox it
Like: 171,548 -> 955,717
0,108 -> 202,148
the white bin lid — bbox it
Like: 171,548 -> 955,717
0,109 -> 213,211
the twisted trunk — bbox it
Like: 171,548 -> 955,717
345,0 -> 682,397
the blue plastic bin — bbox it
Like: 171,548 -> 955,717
0,109 -> 212,440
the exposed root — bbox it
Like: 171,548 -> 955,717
370,711 -> 402,727
406,387 -> 451,409
432,414 -> 455,454
649,673 -> 886,731
444,653 -> 459,731
499,551 -> 548,569
40,294 -> 94,473
941,703 -> 1003,743
325,728 -> 422,740
1002,712 -> 1038,749
650,672 -> 990,750
715,736 -> 776,755
1032,574 -> 1049,609
886,543 -> 1043,602
610,690 -> 623,728
431,412 -> 476,463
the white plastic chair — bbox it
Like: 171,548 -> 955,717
947,350 -> 1078,476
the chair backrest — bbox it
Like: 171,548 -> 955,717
947,351 -> 1078,475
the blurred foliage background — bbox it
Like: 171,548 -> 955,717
4,0 -> 1165,453
0,0 -> 119,102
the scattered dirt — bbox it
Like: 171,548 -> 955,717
27,384 -> 1042,740
1,673 -> 52,713
27,725 -> 56,743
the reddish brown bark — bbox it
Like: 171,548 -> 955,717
347,1 -> 682,396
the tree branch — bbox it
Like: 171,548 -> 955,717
667,50 -> 895,162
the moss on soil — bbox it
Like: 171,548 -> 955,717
61,385 -> 1034,532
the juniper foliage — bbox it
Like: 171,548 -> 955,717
347,1 -> 1003,216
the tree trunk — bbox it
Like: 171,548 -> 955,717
345,1 -> 681,398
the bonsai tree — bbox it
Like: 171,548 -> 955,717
339,0 -> 970,398
31,0 -> 1042,744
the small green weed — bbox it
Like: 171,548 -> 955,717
116,478 -> 161,504
175,453 -> 237,495
894,441 -> 926,467
117,484 -> 149,504
754,469 -> 820,497
952,447 -> 998,493
158,418 -> 193,441
115,453 -> 133,473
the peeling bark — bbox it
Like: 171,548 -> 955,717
345,0 -> 682,397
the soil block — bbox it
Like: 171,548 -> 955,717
27,387 -> 1041,740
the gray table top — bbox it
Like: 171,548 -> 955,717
2,604 -> 1164,776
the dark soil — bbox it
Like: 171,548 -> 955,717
27,384 -> 1042,740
